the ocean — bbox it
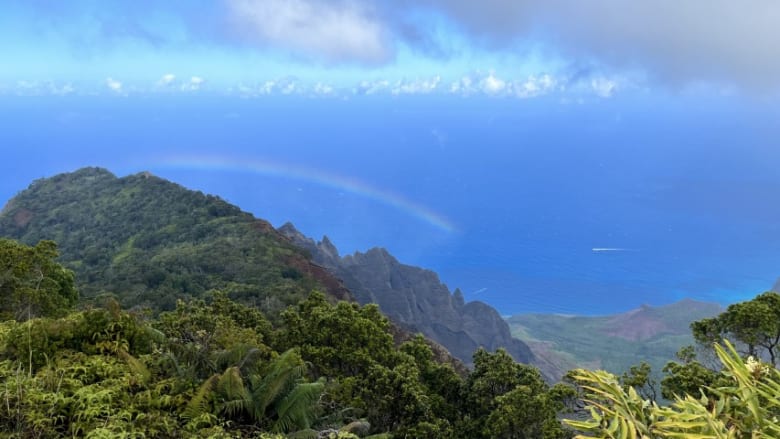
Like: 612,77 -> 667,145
1,94 -> 779,315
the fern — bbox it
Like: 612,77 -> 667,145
251,349 -> 305,420
183,373 -> 219,420
271,378 -> 325,433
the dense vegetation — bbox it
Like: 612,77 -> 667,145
567,292 -> 780,438
0,168 -> 341,315
0,239 -> 573,438
5,168 -> 780,438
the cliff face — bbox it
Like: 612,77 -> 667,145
279,223 -> 534,366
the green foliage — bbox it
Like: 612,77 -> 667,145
566,340 -> 780,439
459,348 -> 572,439
620,362 -> 658,402
659,346 -> 727,401
0,168 -> 329,314
0,238 -> 77,320
692,291 -> 780,365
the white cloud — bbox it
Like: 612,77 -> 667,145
450,76 -> 476,95
105,77 -> 123,92
158,73 -> 176,86
355,79 -> 391,95
590,77 -> 618,98
180,76 -> 206,92
408,0 -> 780,90
313,82 -> 335,95
511,74 -> 557,98
226,0 -> 390,63
13,80 -> 76,96
480,73 -> 506,94
392,76 -> 441,95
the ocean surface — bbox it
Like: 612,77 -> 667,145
2,94 -> 780,315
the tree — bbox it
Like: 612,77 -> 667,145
0,239 -> 77,320
660,346 -> 725,401
620,362 -> 658,402
692,292 -> 780,365
459,348 -> 571,439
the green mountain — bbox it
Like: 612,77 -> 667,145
506,299 -> 723,381
0,167 -> 351,314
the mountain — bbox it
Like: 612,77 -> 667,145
279,224 -> 534,366
0,167 -> 468,373
0,167 -> 352,315
506,299 -> 723,381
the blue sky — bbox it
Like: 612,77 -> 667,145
4,0 -> 780,97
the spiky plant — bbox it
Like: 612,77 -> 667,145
566,340 -> 780,439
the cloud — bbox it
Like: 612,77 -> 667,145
405,0 -> 780,90
312,82 -> 335,96
180,76 -> 205,91
225,0 -> 390,64
392,76 -> 441,95
480,73 -> 506,94
105,77 -> 123,92
11,80 -> 76,96
158,73 -> 176,86
354,79 -> 392,95
511,74 -> 557,98
590,77 -> 618,98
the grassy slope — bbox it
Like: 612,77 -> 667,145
507,299 -> 723,380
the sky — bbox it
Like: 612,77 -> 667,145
3,1 -> 780,315
5,0 -> 780,96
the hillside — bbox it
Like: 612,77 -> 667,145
506,299 -> 723,381
279,224 -> 534,366
0,167 -> 351,314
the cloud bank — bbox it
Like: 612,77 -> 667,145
225,0 -> 390,64
414,0 -> 780,90
8,0 -> 780,91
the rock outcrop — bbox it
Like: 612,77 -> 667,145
279,223 -> 535,366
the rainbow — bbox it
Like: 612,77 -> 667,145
149,154 -> 457,233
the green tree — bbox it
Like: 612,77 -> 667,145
692,292 -> 780,365
620,362 -> 658,402
459,348 -> 570,439
0,239 -> 77,321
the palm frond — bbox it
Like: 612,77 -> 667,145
271,379 -> 324,433
217,366 -> 250,419
251,349 -> 305,419
183,373 -> 219,420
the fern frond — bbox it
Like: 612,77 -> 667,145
252,349 -> 305,419
271,379 -> 324,433
183,373 -> 219,420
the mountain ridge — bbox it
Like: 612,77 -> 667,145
279,222 -> 535,367
507,298 -> 723,380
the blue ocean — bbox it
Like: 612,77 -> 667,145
2,94 -> 779,315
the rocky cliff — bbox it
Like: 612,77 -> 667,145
279,223 -> 535,366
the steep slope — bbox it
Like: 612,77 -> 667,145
279,223 -> 535,366
507,299 -> 723,380
0,167 -> 351,314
